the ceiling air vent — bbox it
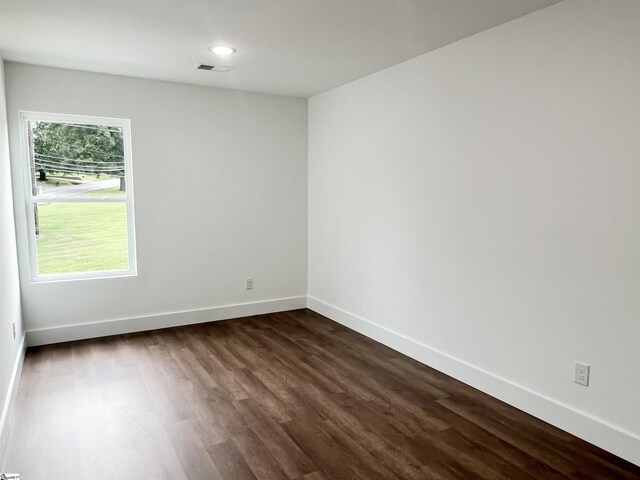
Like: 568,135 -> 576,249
196,63 -> 233,73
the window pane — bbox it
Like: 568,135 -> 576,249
30,121 -> 126,199
35,202 -> 129,275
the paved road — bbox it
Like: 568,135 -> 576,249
41,178 -> 120,197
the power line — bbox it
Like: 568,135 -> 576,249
34,122 -> 123,134
35,153 -> 124,165
35,165 -> 122,174
35,138 -> 124,158
34,161 -> 123,173
34,167 -> 121,176
35,163 -> 123,173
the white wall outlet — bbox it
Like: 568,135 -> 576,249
574,361 -> 590,386
245,277 -> 254,290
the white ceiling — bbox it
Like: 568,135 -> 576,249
0,0 -> 561,98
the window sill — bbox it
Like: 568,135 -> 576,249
30,269 -> 137,284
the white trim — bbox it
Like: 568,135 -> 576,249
17,111 -> 137,283
29,268 -> 136,284
31,196 -> 126,203
17,111 -> 130,127
307,296 -> 640,467
0,334 -> 26,471
27,296 -> 308,347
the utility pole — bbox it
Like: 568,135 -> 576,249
28,121 -> 39,235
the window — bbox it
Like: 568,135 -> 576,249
19,112 -> 136,282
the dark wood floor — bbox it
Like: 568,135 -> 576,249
4,309 -> 639,479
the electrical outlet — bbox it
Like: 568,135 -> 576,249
574,361 -> 590,387
245,277 -> 254,290
12,322 -> 16,340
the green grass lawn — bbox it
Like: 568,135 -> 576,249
36,202 -> 129,275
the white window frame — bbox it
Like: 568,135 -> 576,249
19,111 -> 137,283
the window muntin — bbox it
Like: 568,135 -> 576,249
20,112 -> 136,282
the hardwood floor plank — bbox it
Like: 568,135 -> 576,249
207,440 -> 259,480
280,414 -> 370,480
234,398 -> 317,478
231,428 -> 291,479
437,396 -> 638,479
296,472 -> 330,480
166,419 -> 224,480
431,403 -> 571,479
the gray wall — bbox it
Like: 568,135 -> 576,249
0,59 -> 24,462
309,0 -> 640,464
5,63 -> 308,333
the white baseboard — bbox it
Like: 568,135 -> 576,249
0,333 -> 26,470
27,296 -> 308,347
307,296 -> 640,467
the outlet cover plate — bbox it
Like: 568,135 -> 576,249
574,361 -> 590,387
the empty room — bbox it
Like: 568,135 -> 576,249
1,0 -> 639,478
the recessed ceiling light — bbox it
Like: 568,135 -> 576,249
209,46 -> 236,56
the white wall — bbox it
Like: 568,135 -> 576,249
309,0 -> 640,465
0,59 -> 24,462
5,62 -> 308,337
